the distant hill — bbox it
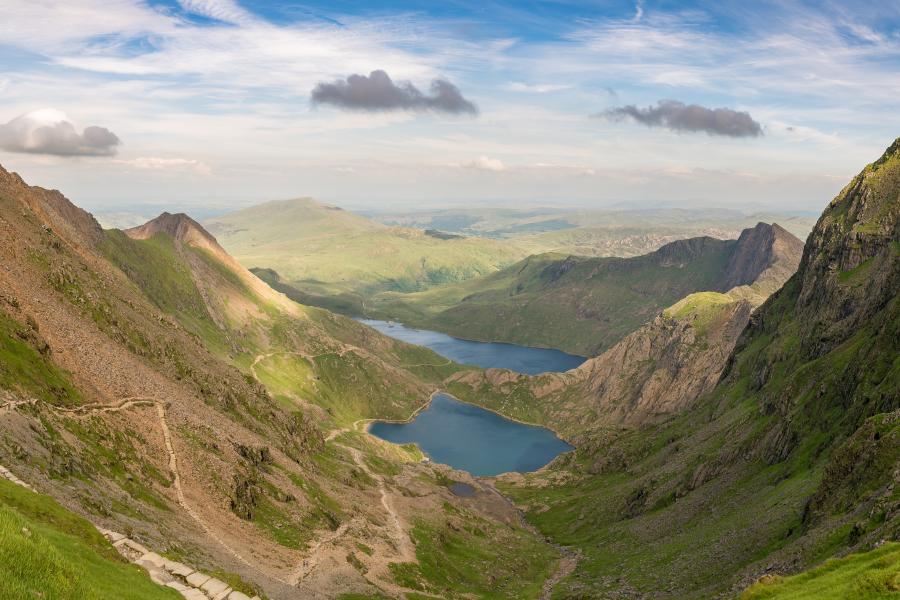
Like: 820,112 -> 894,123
204,197 -> 528,304
370,222 -> 804,355
369,205 -> 817,257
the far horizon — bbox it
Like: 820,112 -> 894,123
1,0 -> 897,213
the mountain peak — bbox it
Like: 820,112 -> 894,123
0,162 -> 103,247
722,222 -> 804,290
125,211 -> 217,247
790,138 -> 900,358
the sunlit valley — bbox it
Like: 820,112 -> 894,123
0,2 -> 898,600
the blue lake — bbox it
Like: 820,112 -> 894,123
357,318 -> 586,375
368,394 -> 574,476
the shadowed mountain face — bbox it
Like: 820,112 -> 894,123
368,221 -> 803,356
486,139 -> 900,599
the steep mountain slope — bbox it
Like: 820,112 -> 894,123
204,197 -> 527,305
0,165 -> 554,599
372,222 -> 803,356
494,139 -> 900,597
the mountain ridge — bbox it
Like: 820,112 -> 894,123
369,221 -> 803,356
486,138 -> 900,599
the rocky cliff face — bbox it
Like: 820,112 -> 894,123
722,222 -> 804,291
570,296 -> 754,427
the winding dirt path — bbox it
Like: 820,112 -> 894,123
2,395 -> 267,579
154,402 -> 260,574
483,480 -> 580,600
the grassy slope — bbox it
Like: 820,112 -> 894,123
0,477 -> 178,600
368,237 -> 738,356
496,141 -> 900,598
204,198 -> 527,302
100,227 -> 461,425
740,542 -> 900,600
0,168 -> 553,600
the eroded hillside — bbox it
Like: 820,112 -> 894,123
0,165 -> 555,600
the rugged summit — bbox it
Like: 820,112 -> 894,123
722,221 -> 804,290
447,223 -> 801,431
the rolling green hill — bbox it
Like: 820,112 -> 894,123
367,222 -> 803,356
204,198 -> 528,305
490,138 -> 900,598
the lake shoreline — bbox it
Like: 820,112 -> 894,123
357,318 -> 588,375
366,389 -> 573,444
366,390 -> 575,477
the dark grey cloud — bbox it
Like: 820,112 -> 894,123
311,70 -> 477,115
0,110 -> 121,156
601,100 -> 763,138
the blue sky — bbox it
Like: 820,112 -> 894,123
0,0 -> 898,212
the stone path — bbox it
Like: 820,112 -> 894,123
0,461 -> 258,600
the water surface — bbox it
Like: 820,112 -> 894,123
368,394 -> 573,476
358,318 -> 586,374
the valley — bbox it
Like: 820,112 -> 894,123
2,2 -> 896,599
0,140 -> 897,600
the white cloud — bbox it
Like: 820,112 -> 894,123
506,82 -> 571,93
177,0 -> 255,25
0,109 -> 120,156
463,156 -> 506,171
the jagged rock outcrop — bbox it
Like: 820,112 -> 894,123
722,222 -> 804,291
570,296 -> 754,426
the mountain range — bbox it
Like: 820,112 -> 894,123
364,221 -> 803,356
0,139 -> 897,599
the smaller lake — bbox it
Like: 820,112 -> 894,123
368,394 -> 573,476
357,319 -> 586,375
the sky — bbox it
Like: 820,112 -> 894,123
0,0 -> 898,214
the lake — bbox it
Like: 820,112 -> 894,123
357,318 -> 586,375
368,394 -> 573,476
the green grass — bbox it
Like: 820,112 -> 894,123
0,478 -> 179,600
663,291 -> 739,337
100,230 -> 228,352
0,310 -> 82,406
388,513 -> 556,599
740,543 -> 900,599
205,198 -> 526,298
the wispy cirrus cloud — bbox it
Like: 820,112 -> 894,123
113,156 -> 211,174
311,70 -> 477,115
601,100 -> 763,138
